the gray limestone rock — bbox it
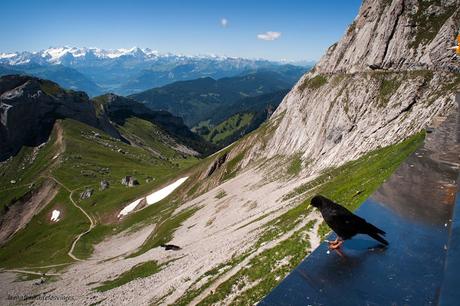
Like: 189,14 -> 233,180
100,180 -> 109,190
121,176 -> 139,187
245,0 -> 460,176
80,188 -> 94,200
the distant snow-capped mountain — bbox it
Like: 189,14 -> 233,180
0,46 -> 267,66
0,47 -> 314,95
0,46 -> 159,64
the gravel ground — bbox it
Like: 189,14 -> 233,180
0,168 -> 320,306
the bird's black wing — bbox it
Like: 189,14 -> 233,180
323,201 -> 366,223
322,203 -> 368,238
319,197 -> 388,244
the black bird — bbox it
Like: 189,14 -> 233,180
311,195 -> 388,249
160,244 -> 182,251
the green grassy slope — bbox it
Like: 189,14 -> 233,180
95,260 -> 162,292
192,90 -> 287,147
194,113 -> 254,145
117,117 -> 186,159
0,118 -> 199,268
0,189 -> 87,267
0,126 -> 60,214
92,93 -> 216,156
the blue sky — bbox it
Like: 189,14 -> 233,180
1,0 -> 362,61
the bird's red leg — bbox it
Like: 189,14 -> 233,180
327,237 -> 339,248
329,238 -> 344,250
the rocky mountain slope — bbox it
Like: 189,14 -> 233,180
245,0 -> 460,173
315,0 -> 459,73
115,0 -> 458,303
0,1 -> 459,305
0,75 -> 119,161
159,1 -> 459,302
0,75 -> 211,161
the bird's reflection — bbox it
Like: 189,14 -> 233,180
297,238 -> 388,292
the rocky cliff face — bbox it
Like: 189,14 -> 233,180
0,75 -> 119,161
249,0 -> 460,173
316,0 -> 460,73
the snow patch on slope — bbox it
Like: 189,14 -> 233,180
118,199 -> 142,218
117,177 -> 188,218
50,210 -> 60,222
146,177 -> 188,205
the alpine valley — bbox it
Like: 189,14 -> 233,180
0,0 -> 459,305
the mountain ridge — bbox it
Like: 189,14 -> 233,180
315,0 -> 459,74
93,93 -> 215,155
0,46 -> 314,66
0,75 -> 210,161
129,69 -> 304,126
0,47 -> 313,95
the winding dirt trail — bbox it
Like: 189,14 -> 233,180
67,189 -> 95,261
48,176 -> 95,261
2,269 -> 62,277
50,121 -> 96,261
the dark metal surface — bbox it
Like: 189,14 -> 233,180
260,197 -> 452,306
260,94 -> 460,306
439,184 -> 460,306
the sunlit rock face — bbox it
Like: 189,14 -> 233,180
315,0 -> 460,74
250,0 -> 460,174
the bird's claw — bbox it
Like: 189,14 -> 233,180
327,239 -> 343,250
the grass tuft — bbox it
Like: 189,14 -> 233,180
215,190 -> 227,199
286,153 -> 303,176
298,75 -> 327,92
94,261 -> 161,292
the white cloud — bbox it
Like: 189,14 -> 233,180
257,31 -> 281,41
221,18 -> 228,28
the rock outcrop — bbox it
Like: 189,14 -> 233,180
100,180 -> 109,190
80,188 -> 94,200
121,176 -> 139,187
206,152 -> 228,177
0,75 -> 120,161
248,0 -> 460,174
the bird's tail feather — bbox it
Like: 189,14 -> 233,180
368,232 -> 389,246
366,223 -> 386,236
